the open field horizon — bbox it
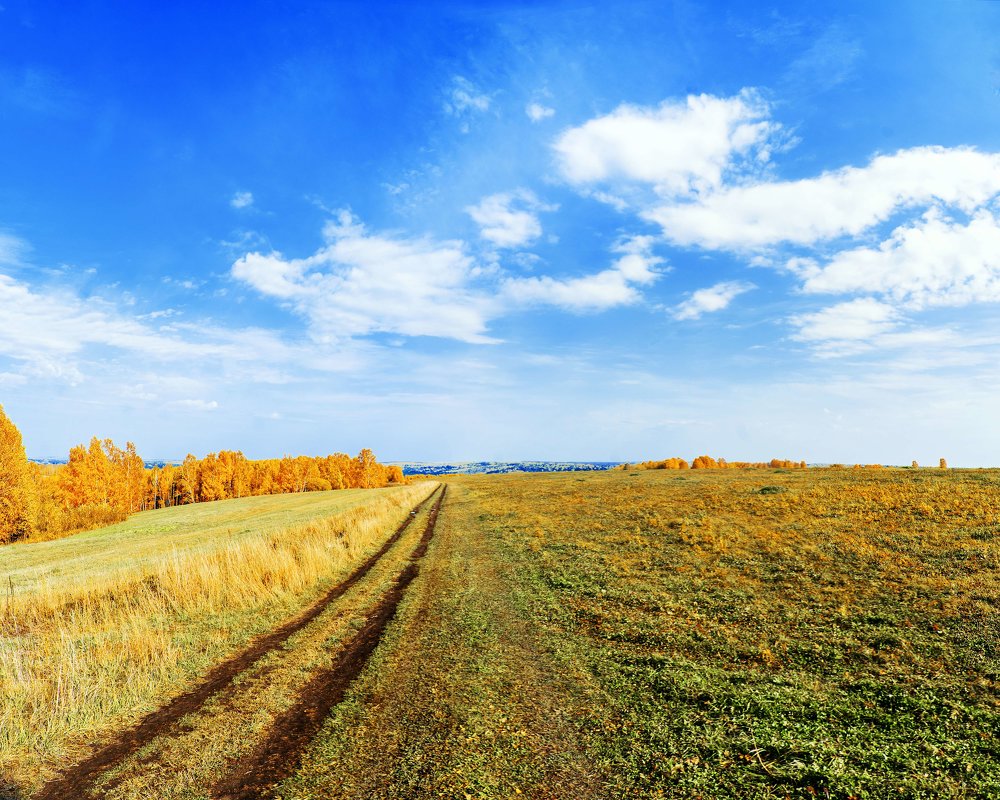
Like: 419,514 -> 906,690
3,2 -> 1000,798
3,466 -> 999,799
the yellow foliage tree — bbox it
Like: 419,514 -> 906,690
0,405 -> 37,542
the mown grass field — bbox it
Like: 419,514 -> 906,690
0,482 -> 436,796
278,468 -> 1000,800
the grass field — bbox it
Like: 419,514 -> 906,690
0,483 -> 436,795
6,468 -> 1000,799
280,468 -> 1000,800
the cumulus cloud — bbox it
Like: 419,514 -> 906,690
558,90 -> 1000,354
230,190 -> 254,209
233,212 -> 497,343
554,89 -> 781,197
672,280 -> 755,320
233,216 -> 664,340
466,190 -> 556,248
798,208 -> 1000,308
647,146 -> 1000,249
526,102 -> 555,122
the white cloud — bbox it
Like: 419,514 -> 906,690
172,399 -> 219,411
233,212 -> 497,344
554,89 -> 781,197
672,280 -> 755,320
233,216 -> 664,339
0,270 -> 353,384
444,76 -> 491,116
526,102 -> 555,122
557,92 -> 1000,357
799,208 -> 1000,308
466,190 -> 556,248
790,298 -> 900,355
647,146 -> 1000,249
501,236 -> 662,312
230,190 -> 254,209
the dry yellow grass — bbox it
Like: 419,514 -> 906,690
0,482 -> 435,789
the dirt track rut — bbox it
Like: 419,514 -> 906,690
212,484 -> 447,800
33,485 -> 442,800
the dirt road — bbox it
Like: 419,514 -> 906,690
33,485 -> 445,800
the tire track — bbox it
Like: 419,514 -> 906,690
212,485 -> 448,800
33,485 -> 441,800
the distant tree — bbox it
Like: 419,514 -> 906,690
912,461 -> 919,469
198,453 -> 227,502
352,448 -> 381,488
0,405 -> 37,542
178,454 -> 199,504
939,458 -> 948,469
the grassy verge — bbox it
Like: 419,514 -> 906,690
0,482 -> 435,794
88,487 -> 443,800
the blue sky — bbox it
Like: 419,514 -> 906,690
3,1 -> 1000,464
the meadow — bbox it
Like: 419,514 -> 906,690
0,482 -> 435,794
281,467 -> 1000,800
4,467 -> 1000,799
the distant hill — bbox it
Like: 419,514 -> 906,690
32,458 -> 623,476
394,461 -> 622,476
31,458 -> 179,469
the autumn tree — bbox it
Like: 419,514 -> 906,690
386,464 -> 404,484
177,454 -> 199,504
198,453 -> 228,502
0,405 -> 37,542
351,448 -> 382,488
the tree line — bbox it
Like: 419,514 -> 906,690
0,404 -> 404,545
627,456 -> 807,470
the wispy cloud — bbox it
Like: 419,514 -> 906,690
0,268 -> 361,391
673,280 -> 755,320
502,236 -> 662,312
171,398 -> 220,411
444,76 -> 491,116
0,232 -> 29,267
525,102 -> 555,122
230,190 -> 254,209
783,25 -> 863,93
